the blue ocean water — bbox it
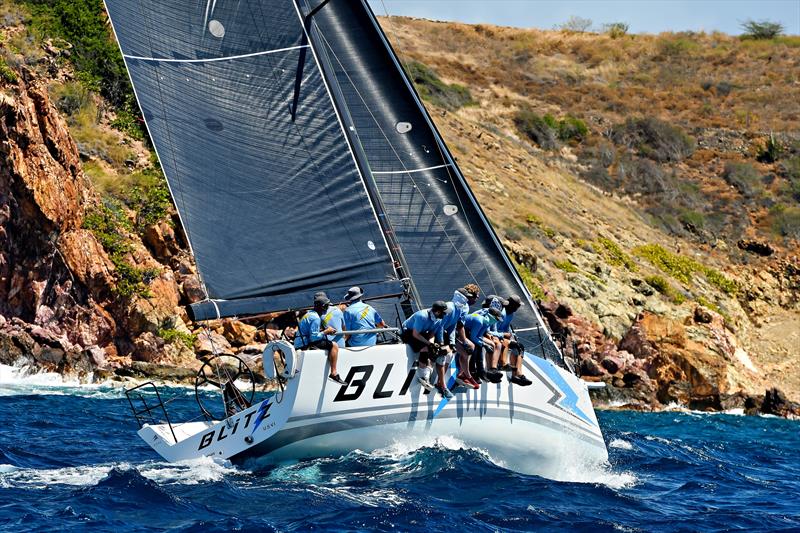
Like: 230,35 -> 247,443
1,368 -> 799,532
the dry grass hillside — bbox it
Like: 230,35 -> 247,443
379,17 -> 800,400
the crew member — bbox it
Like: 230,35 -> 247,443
295,293 -> 345,385
401,301 -> 448,392
342,286 -> 386,347
436,284 -> 481,393
463,306 -> 503,383
497,295 -> 532,386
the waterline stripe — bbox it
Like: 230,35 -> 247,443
372,163 -> 452,175
123,44 -> 310,64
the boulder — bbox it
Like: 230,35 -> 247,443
181,274 -> 206,304
132,331 -> 165,362
221,320 -> 258,346
737,239 -> 774,257
193,330 -> 233,356
760,388 -> 799,417
693,306 -> 713,324
143,221 -> 180,261
601,355 -> 624,374
579,357 -> 605,377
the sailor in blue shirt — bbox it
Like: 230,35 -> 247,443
320,302 -> 346,349
463,305 -> 503,383
294,293 -> 345,385
496,295 -> 532,386
342,286 -> 386,347
401,301 -> 447,393
434,285 -> 480,392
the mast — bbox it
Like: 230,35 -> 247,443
297,0 -> 421,317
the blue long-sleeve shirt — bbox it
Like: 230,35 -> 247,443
294,310 -> 324,348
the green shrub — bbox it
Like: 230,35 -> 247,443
158,327 -> 196,349
525,214 -> 556,238
513,258 -> 546,301
634,243 -> 738,295
18,0 -> 133,109
515,110 -> 588,149
645,275 -> 686,304
610,117 -> 695,162
514,109 -> 558,150
0,56 -> 17,83
83,201 -> 158,298
49,81 -> 91,116
757,134 -> 783,163
603,22 -> 629,39
405,60 -> 475,110
722,161 -> 763,198
679,210 -> 705,231
741,20 -> 784,40
769,204 -> 800,239
597,237 -> 637,271
558,115 -> 588,142
554,259 -> 579,273
126,167 -> 171,232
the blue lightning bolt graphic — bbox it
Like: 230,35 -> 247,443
250,399 -> 272,435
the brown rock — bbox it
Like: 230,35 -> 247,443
737,239 -> 774,257
132,331 -> 164,362
221,320 -> 258,346
143,221 -> 180,260
579,357 -> 605,377
194,330 -> 233,356
693,306 -> 713,324
181,274 -> 206,304
601,355 -> 624,374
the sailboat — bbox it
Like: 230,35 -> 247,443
106,0 -> 608,477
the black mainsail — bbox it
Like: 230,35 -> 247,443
104,0 -> 403,320
105,0 -> 563,361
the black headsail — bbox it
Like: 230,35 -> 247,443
103,0 -> 403,321
299,0 -> 563,360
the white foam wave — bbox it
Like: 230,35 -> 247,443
0,363 -> 125,399
0,457 -> 239,489
609,438 -> 634,450
365,434 -> 502,466
557,461 -> 638,489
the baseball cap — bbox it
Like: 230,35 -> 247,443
313,293 -> 330,307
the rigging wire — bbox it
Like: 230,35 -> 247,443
377,0 -> 501,297
314,28 -> 485,293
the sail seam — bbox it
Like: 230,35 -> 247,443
123,44 -> 311,63
372,163 -> 452,175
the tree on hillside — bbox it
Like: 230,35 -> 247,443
559,16 -> 592,33
740,19 -> 784,39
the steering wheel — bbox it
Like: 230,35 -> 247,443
194,354 -> 256,421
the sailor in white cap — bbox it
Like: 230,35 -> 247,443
342,286 -> 387,347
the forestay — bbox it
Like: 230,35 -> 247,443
104,0 -> 402,320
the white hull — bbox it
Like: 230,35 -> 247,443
138,345 -> 607,478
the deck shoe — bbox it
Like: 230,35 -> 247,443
510,374 -> 532,386
486,369 -> 503,383
501,364 -> 513,372
328,373 -> 346,385
454,373 -> 469,388
465,377 -> 481,389
416,367 -> 434,391
436,383 -> 454,399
